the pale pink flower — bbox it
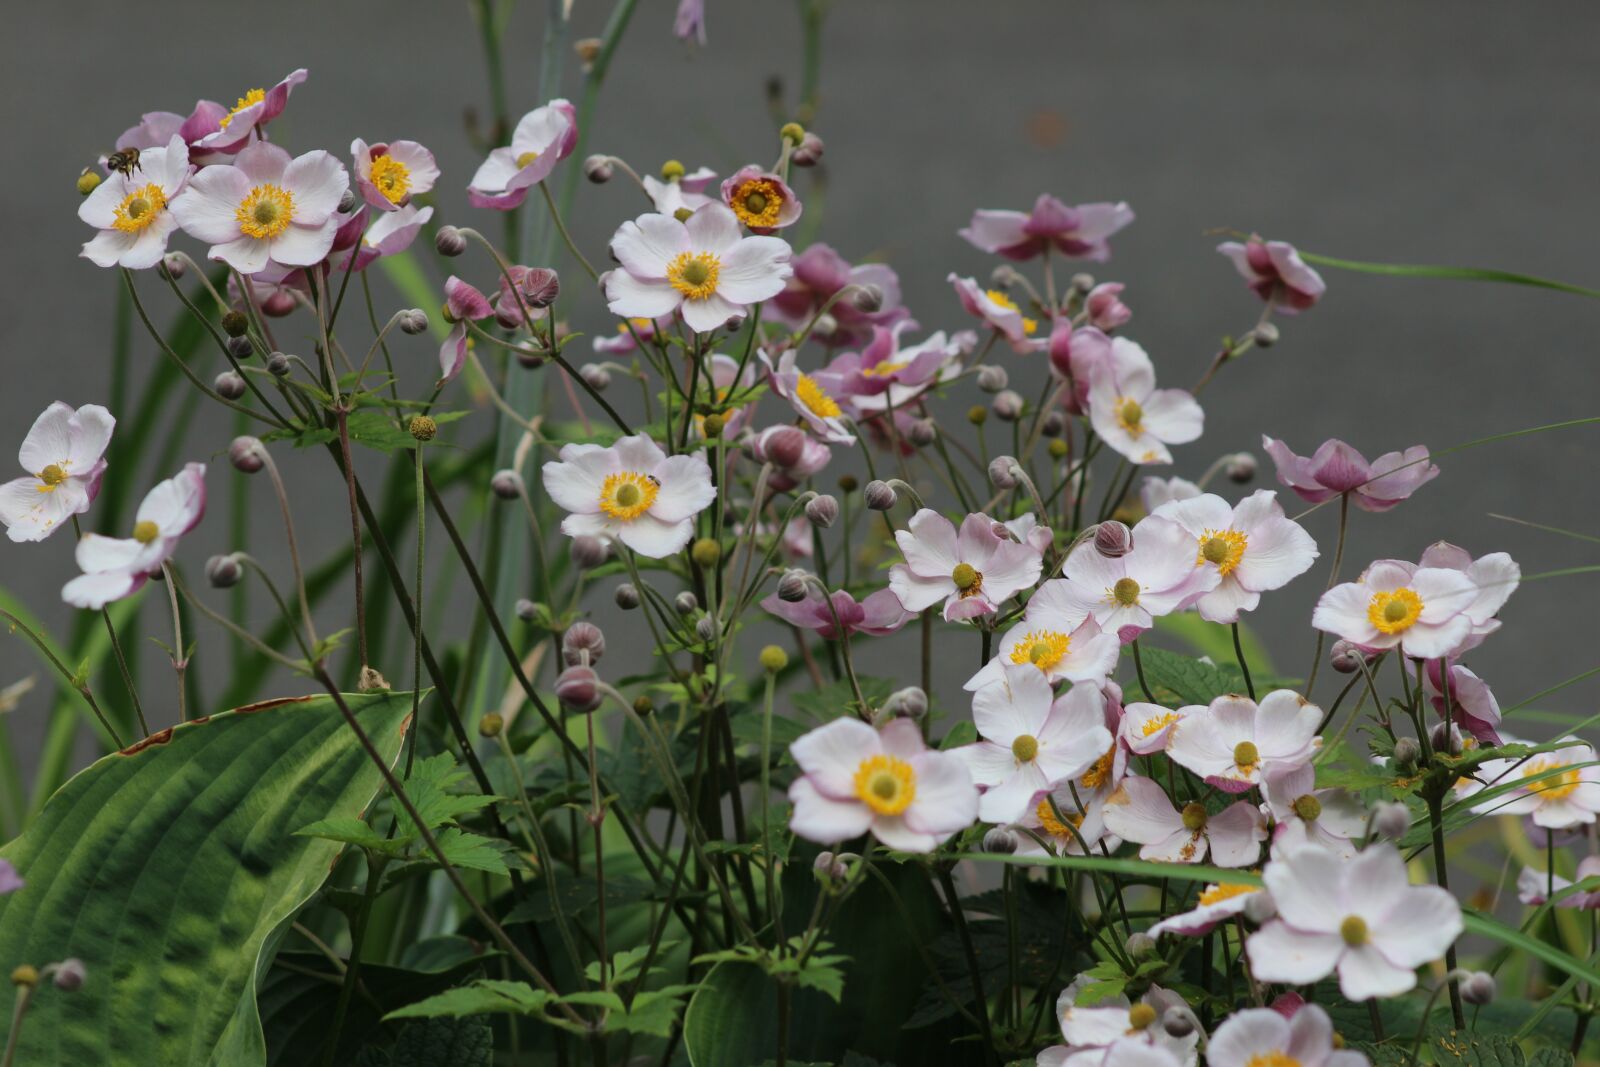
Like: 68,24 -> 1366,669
1102,776 -> 1266,866
721,165 -> 802,233
1088,338 -> 1203,465
351,138 -> 439,211
0,403 -> 114,543
437,276 -> 495,386
767,243 -> 910,346
760,350 -> 856,444
760,586 -> 911,639
1048,321 -> 1112,413
1150,878 -> 1271,938
960,193 -> 1134,262
1086,282 -> 1132,329
965,579 -> 1120,691
1046,984 -> 1199,1067
1313,561 -> 1480,659
1139,476 -> 1201,514
194,69 -> 308,152
1152,490 -> 1319,623
1046,515 -> 1219,637
643,167 -> 718,215
1009,777 -> 1120,859
593,316 -> 668,355
79,136 -> 191,269
1262,436 -> 1438,512
541,434 -> 715,558
674,0 -> 707,45
948,273 -> 1044,354
1217,237 -> 1326,314
959,669 -> 1114,823
340,204 -> 433,272
172,142 -> 347,275
888,509 -> 1044,622
1167,691 -> 1321,794
1494,740 -> 1600,830
1422,660 -> 1502,745
1247,842 -> 1462,1000
1262,763 -> 1368,860
62,463 -> 206,609
1414,542 -> 1520,653
467,99 -> 578,209
1118,701 -> 1200,756
788,717 -> 977,852
1208,1005 -> 1368,1067
606,205 -> 792,334
824,324 -> 966,414
1517,856 -> 1600,908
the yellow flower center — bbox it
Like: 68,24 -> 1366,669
218,88 -> 265,130
1522,759 -> 1582,801
854,754 -> 916,816
1140,711 -> 1180,737
37,464 -> 67,490
132,520 -> 160,544
1233,741 -> 1260,772
1110,577 -> 1141,607
1198,529 -> 1248,576
236,184 -> 295,240
1114,397 -> 1144,434
666,251 -> 721,301
1198,881 -> 1258,907
597,471 -> 660,521
860,360 -> 910,379
950,563 -> 985,599
1128,1003 -> 1158,1030
731,178 -> 784,229
112,183 -> 167,234
1036,797 -> 1084,838
1012,734 -> 1039,762
1246,1053 -> 1302,1067
1292,794 -> 1322,821
368,154 -> 411,203
1367,587 -> 1423,634
1010,630 -> 1071,673
515,150 -> 541,169
985,289 -> 1037,334
1081,748 -> 1115,789
1339,915 -> 1368,947
794,374 -> 842,418
1181,802 -> 1209,831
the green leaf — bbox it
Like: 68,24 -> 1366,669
502,874 -> 655,926
386,980 -> 553,1021
1527,1048 -> 1576,1067
1431,1033 -> 1525,1067
939,721 -> 978,750
1132,645 -> 1249,707
0,690 -> 416,1067
296,816 -> 408,855
1299,251 -> 1600,301
1461,909 -> 1600,989
389,1017 -> 493,1067
432,828 -> 513,875
1153,614 -> 1274,673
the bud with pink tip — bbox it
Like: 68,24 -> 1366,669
863,480 -> 896,511
562,621 -> 606,666
805,494 -> 839,529
1085,282 -> 1132,330
555,665 -> 600,712
1093,520 -> 1133,558
229,436 -> 266,474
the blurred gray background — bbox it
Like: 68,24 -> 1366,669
2,0 -> 1598,797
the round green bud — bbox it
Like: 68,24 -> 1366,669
11,965 -> 37,988
759,645 -> 789,673
967,405 -> 988,426
673,207 -> 694,222
633,695 -> 654,716
702,412 -> 727,438
661,160 -> 686,181
837,474 -> 858,493
408,415 -> 437,442
691,538 -> 722,567
221,310 -> 250,338
478,713 -> 504,738
780,122 -> 806,146
77,171 -> 101,196
1048,438 -> 1068,459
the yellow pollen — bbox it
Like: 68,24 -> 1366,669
793,374 -> 842,419
1081,748 -> 1115,790
236,184 -> 295,240
368,154 -> 412,203
37,464 -> 67,490
666,250 -> 722,301
1140,711 -> 1180,737
1036,798 -> 1084,838
1199,529 -> 1248,576
132,520 -> 160,544
731,178 -> 784,229
597,471 -> 660,522
1339,915 -> 1368,947
1115,397 -> 1144,434
860,360 -> 910,379
515,150 -> 541,169
218,88 -> 265,130
1367,587 -> 1423,635
1246,1053 -> 1302,1067
1011,734 -> 1039,762
1198,882 -> 1258,906
1233,741 -> 1260,771
1110,577 -> 1141,607
854,754 -> 916,816
1522,759 -> 1582,801
112,183 -> 167,234
1011,630 -> 1071,672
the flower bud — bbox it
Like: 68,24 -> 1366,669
777,569 -> 809,603
221,310 -> 251,338
1071,272 -> 1096,293
976,364 -> 1009,393
213,371 -> 246,401
579,364 -> 611,391
1093,521 -> 1133,559
478,712 -> 503,738
1431,721 -> 1464,756
691,538 -> 722,567
779,122 -> 806,146
1460,971 -> 1496,1006
695,615 -> 718,642
992,390 -> 1024,422
883,686 -> 928,720
1048,438 -> 1069,459
11,965 -> 37,988
851,284 -> 884,313
1162,1008 -> 1195,1039
837,474 -> 858,493
408,415 -> 437,441
229,436 -> 266,474
863,480 -> 896,511
571,535 -> 610,570
1040,411 -> 1066,438
805,494 -> 839,529
614,583 -> 640,610
791,131 -> 825,167
1371,801 -> 1410,840
660,159 -> 686,181
759,644 -> 789,673
908,419 -> 937,447
967,405 -> 988,426
674,591 -> 699,616
1126,932 -> 1158,960
266,351 -> 291,377
51,959 -> 86,992
988,456 -> 1020,489
761,426 -> 807,469
633,694 -> 654,716
573,36 -> 602,66
702,413 -> 727,438
1242,891 -> 1278,925
77,171 -> 102,195
206,554 -> 242,589
337,188 -> 357,213
1392,737 -> 1421,771
563,621 -> 606,666
1226,452 -> 1257,483
435,225 -> 467,257
514,598 -> 538,622
490,469 -> 523,500
583,154 -> 615,183
555,665 -> 600,712
1253,322 -> 1280,348
982,827 -> 1018,855
990,265 -> 1021,289
812,312 -> 838,338
161,253 -> 186,279
398,309 -> 429,335
227,334 -> 254,360
1328,639 -> 1365,674
813,850 -> 848,882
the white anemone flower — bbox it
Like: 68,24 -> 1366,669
1313,560 -> 1481,660
172,142 -> 348,275
1166,690 -> 1322,794
79,135 -> 192,269
62,463 -> 206,609
1151,490 -> 1318,624
1102,776 -> 1266,867
1087,338 -> 1203,465
1208,1005 -> 1370,1067
1048,515 -> 1219,637
965,578 -> 1120,691
542,434 -> 715,558
0,403 -> 115,543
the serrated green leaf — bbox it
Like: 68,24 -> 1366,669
389,1017 -> 493,1067
386,980 -> 552,1021
1431,1032 -> 1524,1067
940,721 -> 978,750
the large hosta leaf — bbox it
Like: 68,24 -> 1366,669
0,691 -> 416,1066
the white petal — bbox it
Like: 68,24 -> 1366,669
648,454 -> 716,523
788,776 -> 872,844
170,165 -> 248,244
1337,944 -> 1416,1000
684,203 -> 741,254
283,150 -> 348,223
616,514 -> 694,558
791,717 -> 880,798
267,219 -> 338,267
612,215 -> 688,278
1246,921 -> 1341,986
716,237 -> 793,304
605,271 -> 683,319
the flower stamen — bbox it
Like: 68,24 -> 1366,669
236,184 -> 295,240
795,374 -> 842,418
598,471 -> 661,521
1367,587 -> 1423,634
666,251 -> 721,301
854,754 -> 916,816
112,184 -> 167,234
1198,529 -> 1248,576
368,154 -> 412,203
1010,629 -> 1071,672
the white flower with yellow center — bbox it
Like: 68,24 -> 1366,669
171,142 -> 348,275
352,138 -> 440,211
788,717 -> 977,853
1118,700 -> 1201,756
62,463 -> 206,610
0,403 -> 115,543
948,272 -> 1045,353
1166,690 -> 1322,794
467,99 -> 577,210
965,578 -> 1119,691
1102,776 -> 1266,867
1086,337 -> 1204,465
1247,842 -> 1462,1000
1047,515 -> 1219,637
1312,560 -> 1479,659
1149,879 -> 1269,938
1208,1005 -> 1368,1067
888,509 -> 1044,623
1151,489 -> 1318,624
760,348 -> 857,443
79,136 -> 192,270
606,204 -> 793,334
1495,738 -> 1600,830
542,433 -> 715,558
195,69 -> 307,151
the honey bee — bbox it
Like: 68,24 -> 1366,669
104,147 -> 142,178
